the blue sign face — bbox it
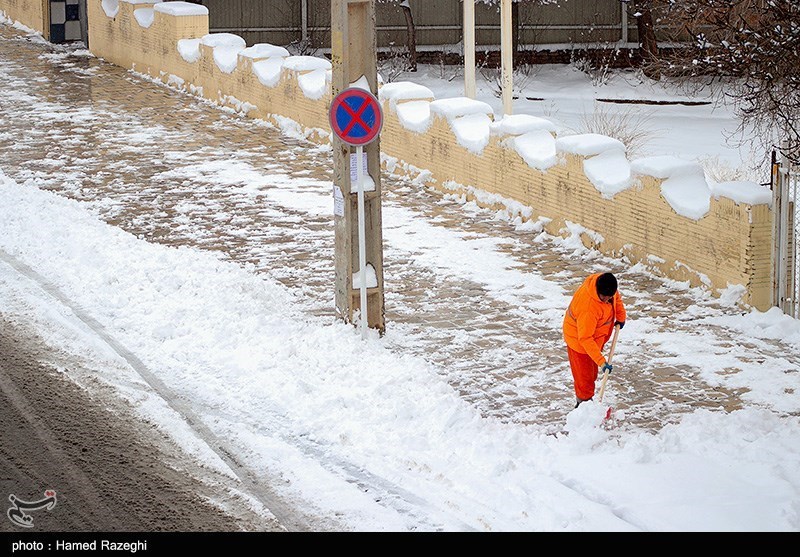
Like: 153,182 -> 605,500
329,88 -> 383,146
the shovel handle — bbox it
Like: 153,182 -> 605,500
598,324 -> 621,403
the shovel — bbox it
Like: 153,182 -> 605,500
597,324 -> 621,420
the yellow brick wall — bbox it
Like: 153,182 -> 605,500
21,1 -> 780,310
380,112 -> 773,308
0,0 -> 46,35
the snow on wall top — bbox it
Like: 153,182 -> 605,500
512,129 -> 557,171
101,0 -> 120,17
395,101 -> 432,134
252,58 -> 284,88
630,156 -> 700,180
200,33 -> 246,49
122,0 -> 162,4
631,157 -> 712,219
429,97 -> 493,121
660,170 -> 711,221
177,38 -> 201,63
133,8 -> 155,28
214,46 -> 244,74
712,181 -> 772,207
282,56 -> 332,72
378,82 -> 435,109
451,113 -> 492,154
298,69 -> 330,101
490,114 -> 557,136
583,149 -> 632,199
153,1 -> 208,16
555,133 -> 626,156
239,44 -> 290,60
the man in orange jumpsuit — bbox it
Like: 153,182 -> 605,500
563,272 -> 627,407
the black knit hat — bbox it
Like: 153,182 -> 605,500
596,272 -> 618,297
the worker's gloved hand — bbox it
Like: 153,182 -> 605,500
601,362 -> 613,375
615,321 -> 625,329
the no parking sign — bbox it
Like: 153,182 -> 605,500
329,88 -> 383,146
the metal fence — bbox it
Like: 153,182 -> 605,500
200,0 -> 645,51
772,149 -> 800,318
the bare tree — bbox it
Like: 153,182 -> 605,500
630,1 -> 661,79
663,0 -> 800,162
377,0 -> 417,72
399,1 -> 418,71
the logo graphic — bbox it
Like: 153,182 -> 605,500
7,490 -> 57,528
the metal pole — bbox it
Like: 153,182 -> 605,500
356,145 -> 368,339
464,0 -> 476,99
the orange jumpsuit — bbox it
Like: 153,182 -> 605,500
563,273 -> 626,401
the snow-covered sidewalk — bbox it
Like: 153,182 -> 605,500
1,24 -> 799,531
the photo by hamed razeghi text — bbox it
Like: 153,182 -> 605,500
11,539 -> 147,552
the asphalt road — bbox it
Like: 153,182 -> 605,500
0,317 -> 284,533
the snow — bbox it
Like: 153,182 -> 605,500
176,38 -> 201,63
660,168 -> 712,221
213,46 -> 244,74
511,129 -> 557,171
583,149 -> 633,198
282,55 -> 332,73
1,22 -> 799,533
631,155 -> 701,180
193,34 -> 247,74
133,8 -> 154,29
349,75 -> 371,91
352,263 -> 378,289
490,113 -> 557,136
395,100 -> 432,133
556,133 -> 627,156
429,96 -> 494,121
101,0 -> 119,18
252,58 -> 284,88
1,166 -> 799,532
712,181 -> 772,207
153,1 -> 208,17
201,33 -> 246,50
239,43 -> 290,60
297,69 -> 329,101
378,81 -> 435,110
450,112 -> 492,154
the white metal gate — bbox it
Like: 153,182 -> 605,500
772,149 -> 800,318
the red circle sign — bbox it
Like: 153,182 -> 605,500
329,88 -> 383,146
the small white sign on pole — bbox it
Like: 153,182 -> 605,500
333,185 -> 344,217
349,152 -> 368,184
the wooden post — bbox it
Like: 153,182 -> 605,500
331,0 -> 386,334
500,0 -> 513,115
463,0 -> 476,99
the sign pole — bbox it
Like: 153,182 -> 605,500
355,144 -> 368,338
